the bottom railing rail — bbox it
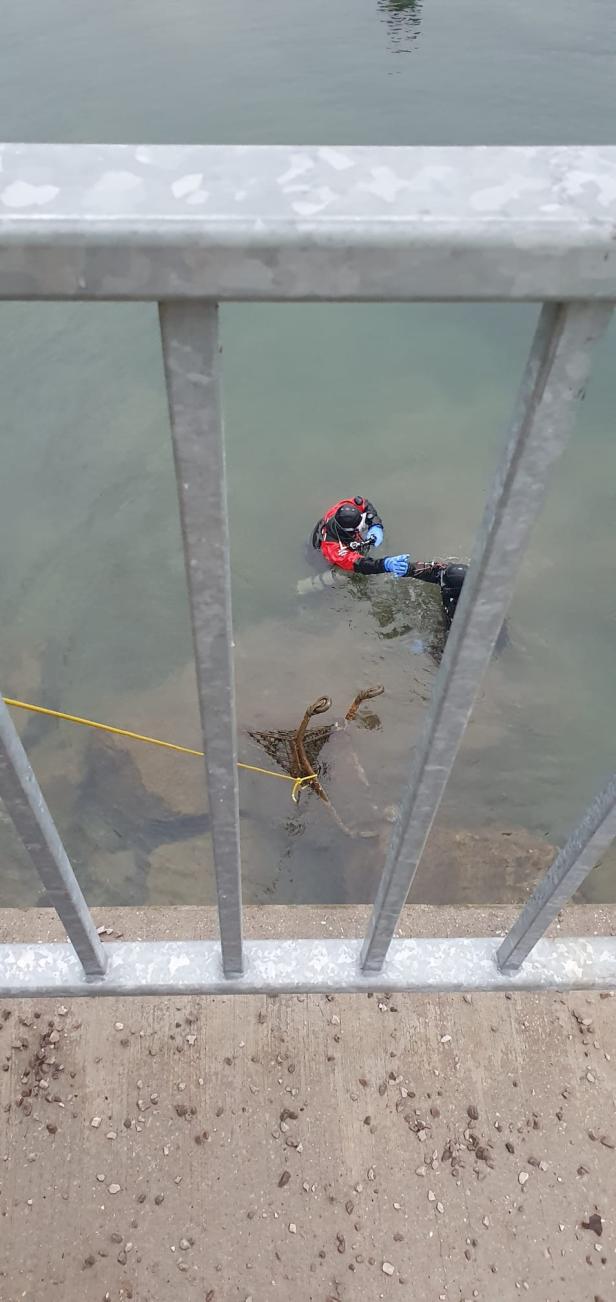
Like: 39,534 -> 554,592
0,936 -> 615,998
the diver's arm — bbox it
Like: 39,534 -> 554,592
363,500 -> 384,547
354,554 -> 410,577
408,560 -> 446,586
363,499 -> 383,529
353,555 -> 388,575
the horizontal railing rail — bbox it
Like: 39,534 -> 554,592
0,143 -> 615,997
1,144 -> 616,302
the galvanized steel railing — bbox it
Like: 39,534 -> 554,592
1,143 -> 616,997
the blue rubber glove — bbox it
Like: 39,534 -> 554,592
365,524 -> 384,548
383,554 -> 410,577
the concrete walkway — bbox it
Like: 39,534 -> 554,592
0,904 -> 615,1302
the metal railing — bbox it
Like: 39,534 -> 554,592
1,143 -> 615,997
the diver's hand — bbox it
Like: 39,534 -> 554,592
383,554 -> 411,578
365,524 -> 384,548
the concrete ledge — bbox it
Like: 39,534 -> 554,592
1,901 -> 615,942
1,907 -> 616,1299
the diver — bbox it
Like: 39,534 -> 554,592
302,495 -> 469,627
310,496 -> 410,576
408,559 -> 468,629
301,497 -> 468,623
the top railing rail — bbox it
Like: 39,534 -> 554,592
1,144 -> 616,302
0,142 -> 615,996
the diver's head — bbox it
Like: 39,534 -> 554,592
334,502 -> 362,538
442,563 -> 467,593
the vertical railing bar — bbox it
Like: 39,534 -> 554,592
159,300 -> 243,978
0,695 -> 107,976
361,300 -> 613,973
497,774 -> 616,972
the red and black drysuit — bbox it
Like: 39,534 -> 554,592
311,497 -> 387,574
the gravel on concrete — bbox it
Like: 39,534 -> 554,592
0,904 -> 615,1301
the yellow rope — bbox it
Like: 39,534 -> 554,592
3,697 -> 316,805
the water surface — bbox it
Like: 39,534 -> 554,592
0,0 -> 615,906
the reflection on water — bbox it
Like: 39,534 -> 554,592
378,0 -> 423,54
348,574 -> 448,665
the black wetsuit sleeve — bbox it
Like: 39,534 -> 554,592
353,555 -> 388,575
408,561 -> 445,586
